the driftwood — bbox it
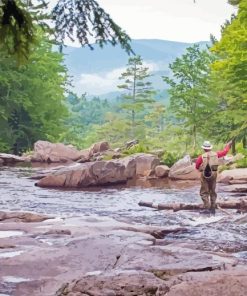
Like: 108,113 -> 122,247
118,226 -> 188,239
138,199 -> 247,212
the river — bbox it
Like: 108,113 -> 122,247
0,165 -> 246,295
0,166 -> 246,252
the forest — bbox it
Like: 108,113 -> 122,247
0,0 -> 246,167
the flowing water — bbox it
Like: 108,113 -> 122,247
0,166 -> 246,255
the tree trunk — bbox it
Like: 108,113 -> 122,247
131,64 -> 137,138
243,136 -> 247,149
232,138 -> 236,155
192,125 -> 197,152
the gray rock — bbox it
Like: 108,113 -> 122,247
169,156 -> 200,180
155,165 -> 170,178
36,154 -> 160,188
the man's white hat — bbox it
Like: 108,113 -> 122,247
201,140 -> 213,150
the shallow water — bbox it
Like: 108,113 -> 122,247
0,166 -> 246,255
0,250 -> 24,259
0,231 -> 24,238
0,166 -> 200,225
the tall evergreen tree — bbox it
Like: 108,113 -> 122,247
118,56 -> 156,138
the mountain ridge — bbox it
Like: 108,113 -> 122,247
63,39 -> 209,95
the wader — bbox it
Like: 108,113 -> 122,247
199,151 -> 219,209
200,171 -> 217,209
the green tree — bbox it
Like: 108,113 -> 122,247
163,45 -> 215,151
145,103 -> 166,132
61,93 -> 115,147
209,0 -> 247,150
118,55 -> 156,138
0,30 -> 68,153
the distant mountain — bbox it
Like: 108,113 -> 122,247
62,39 -> 208,96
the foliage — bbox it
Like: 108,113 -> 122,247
52,0 -> 132,54
0,0 -> 132,62
0,30 -> 68,153
209,0 -> 247,145
161,152 -> 179,167
163,45 -> 216,151
0,0 -> 49,63
236,157 -> 247,168
122,143 -> 150,155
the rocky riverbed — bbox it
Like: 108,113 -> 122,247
0,165 -> 246,296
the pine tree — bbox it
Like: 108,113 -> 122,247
0,0 -> 132,62
118,56 -> 156,138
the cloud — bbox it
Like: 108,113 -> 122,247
74,61 -> 161,95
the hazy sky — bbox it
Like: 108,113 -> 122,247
96,0 -> 236,42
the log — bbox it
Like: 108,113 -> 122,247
138,199 -> 247,212
118,225 -> 188,239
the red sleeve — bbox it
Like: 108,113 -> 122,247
195,155 -> 203,170
217,144 -> 231,158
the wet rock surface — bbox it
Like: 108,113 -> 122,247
0,166 -> 246,296
0,153 -> 30,165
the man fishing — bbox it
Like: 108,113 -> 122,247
195,140 -> 232,215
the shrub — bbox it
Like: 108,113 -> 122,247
236,157 -> 247,168
162,152 -> 180,167
122,143 -> 149,155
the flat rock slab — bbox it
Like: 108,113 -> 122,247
166,266 -> 247,296
56,270 -> 169,296
0,212 -> 245,296
222,184 -> 247,193
0,153 -> 30,164
219,168 -> 247,184
55,266 -> 247,296
0,211 -> 53,223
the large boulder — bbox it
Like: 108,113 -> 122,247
31,140 -> 111,163
36,161 -> 128,188
77,148 -> 91,163
155,165 -> 170,178
121,156 -> 137,178
219,168 -> 247,184
90,141 -> 110,155
169,156 -> 200,180
31,141 -> 83,163
36,154 -> 160,188
134,153 -> 160,176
